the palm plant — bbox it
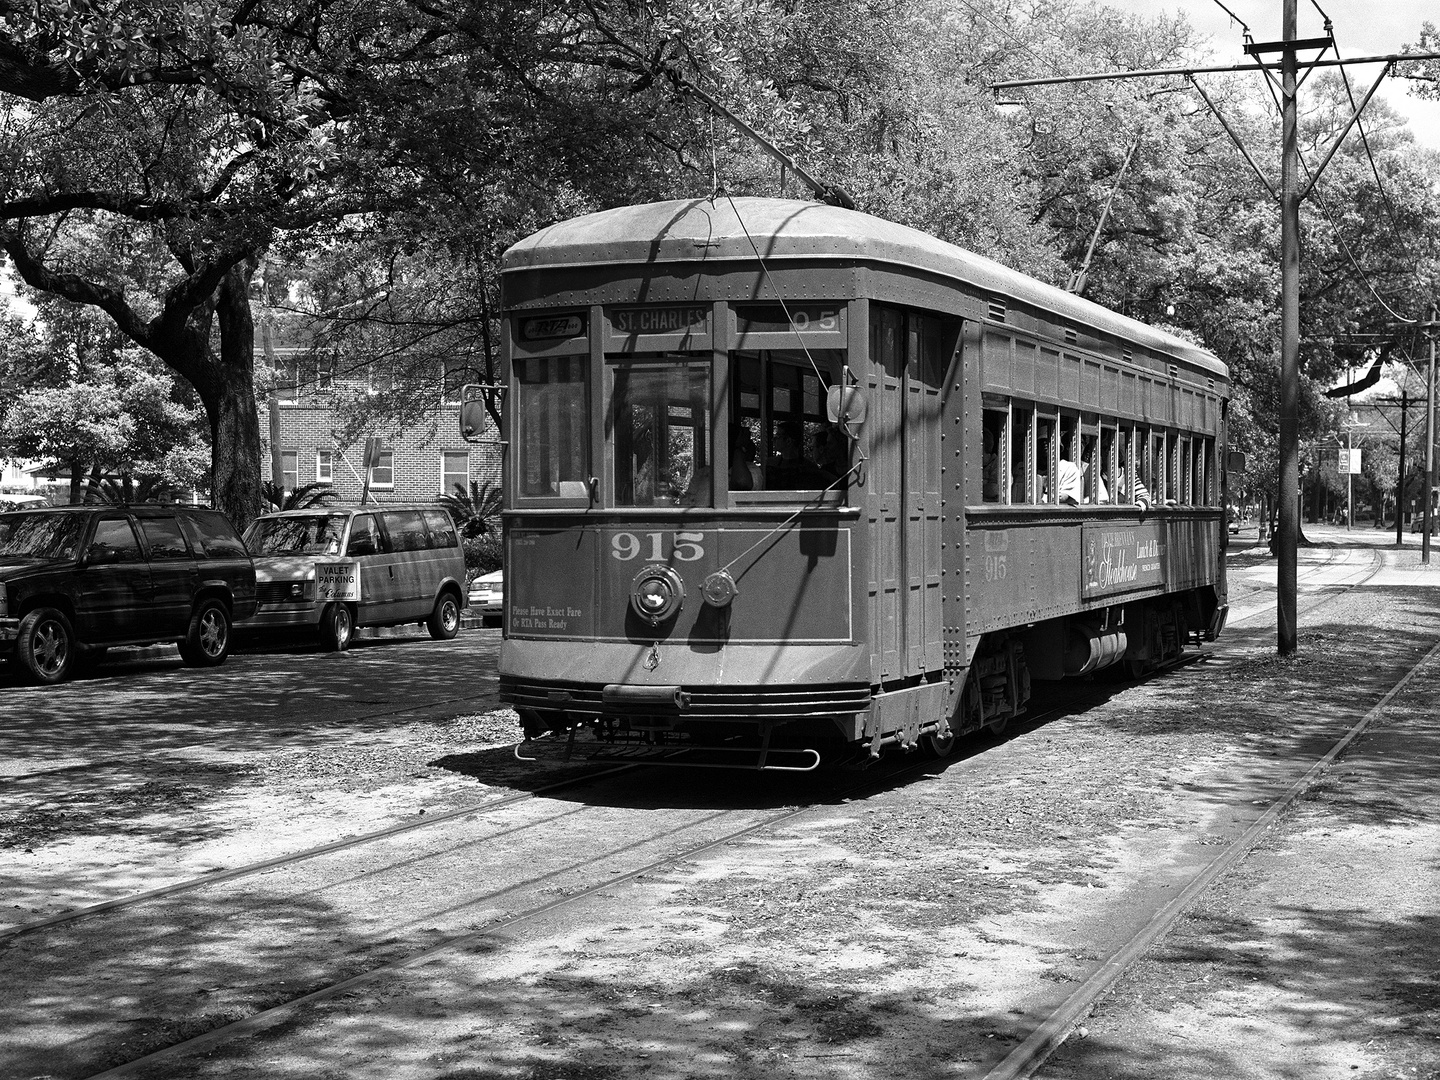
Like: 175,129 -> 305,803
437,479 -> 501,538
80,474 -> 186,505
262,480 -> 339,511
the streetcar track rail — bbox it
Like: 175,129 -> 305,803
76,757 -> 943,1080
0,763 -> 638,942
979,635 -> 1440,1080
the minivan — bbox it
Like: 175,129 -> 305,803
238,505 -> 467,651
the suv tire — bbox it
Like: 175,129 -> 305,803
179,599 -> 232,667
427,592 -> 461,641
319,602 -> 353,652
17,607 -> 75,684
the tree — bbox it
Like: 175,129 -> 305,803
0,0 -> 347,529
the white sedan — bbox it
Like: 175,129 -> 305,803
468,570 -> 503,627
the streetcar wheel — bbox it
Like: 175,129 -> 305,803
319,603 -> 353,652
17,607 -> 74,684
179,599 -> 231,667
921,730 -> 957,758
1127,656 -> 1147,680
427,592 -> 461,640
987,715 -> 1009,736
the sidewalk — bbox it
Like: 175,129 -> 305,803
1044,640 -> 1440,1079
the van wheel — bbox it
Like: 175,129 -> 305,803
18,608 -> 75,684
320,603 -> 353,652
180,599 -> 231,667
427,592 -> 461,640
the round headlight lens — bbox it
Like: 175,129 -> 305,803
630,565 -> 684,625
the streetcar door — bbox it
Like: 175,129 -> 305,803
904,314 -> 945,674
869,307 -> 905,680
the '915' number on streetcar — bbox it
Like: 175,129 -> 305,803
611,531 -> 705,562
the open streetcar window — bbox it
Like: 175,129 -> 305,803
1099,426 -> 1116,505
730,349 -> 845,493
516,354 -> 590,499
611,355 -> 711,507
1010,408 -> 1032,503
982,409 -> 1006,503
1036,416 -> 1057,503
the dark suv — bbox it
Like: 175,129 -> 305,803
0,505 -> 257,684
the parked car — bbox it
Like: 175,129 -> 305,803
468,569 -> 503,628
236,505 -> 467,651
0,505 -> 256,684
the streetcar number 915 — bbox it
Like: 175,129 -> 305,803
611,531 -> 705,562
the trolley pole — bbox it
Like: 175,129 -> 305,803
1277,0 -> 1300,654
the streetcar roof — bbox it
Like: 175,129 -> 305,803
503,197 -> 1227,378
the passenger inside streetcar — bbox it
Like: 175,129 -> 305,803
769,420 -> 834,489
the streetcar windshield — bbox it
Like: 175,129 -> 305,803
612,356 -> 711,507
731,349 -> 848,492
245,514 -> 348,556
516,354 -> 590,499
0,512 -> 87,561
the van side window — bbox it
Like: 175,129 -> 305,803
422,509 -> 459,549
182,511 -> 249,559
384,510 -> 429,552
346,514 -> 388,557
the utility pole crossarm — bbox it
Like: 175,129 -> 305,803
989,51 -> 1440,91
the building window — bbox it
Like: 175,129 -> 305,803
315,356 -> 335,392
441,450 -> 469,495
281,450 -> 299,493
316,450 -> 333,483
442,357 -> 472,405
370,450 -> 395,489
272,352 -> 300,402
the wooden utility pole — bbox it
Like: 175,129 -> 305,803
1276,0 -> 1301,653
1426,320 -> 1437,562
990,22 -> 1440,656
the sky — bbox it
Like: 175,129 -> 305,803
1104,0 -> 1440,149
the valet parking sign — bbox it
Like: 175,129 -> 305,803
315,560 -> 361,602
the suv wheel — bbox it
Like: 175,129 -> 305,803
320,602 -> 353,652
18,608 -> 75,684
179,599 -> 231,667
427,592 -> 461,640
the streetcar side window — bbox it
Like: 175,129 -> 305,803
982,409 -> 1006,503
1010,408 -> 1032,503
611,356 -> 711,508
1080,427 -> 1101,504
1099,426 -> 1116,505
1179,436 -> 1193,505
1036,416 -> 1057,502
516,355 -> 589,499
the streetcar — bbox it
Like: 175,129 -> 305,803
461,197 -> 1230,769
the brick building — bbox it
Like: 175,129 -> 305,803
256,344 -> 501,505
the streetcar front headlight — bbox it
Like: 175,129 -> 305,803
630,565 -> 684,625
